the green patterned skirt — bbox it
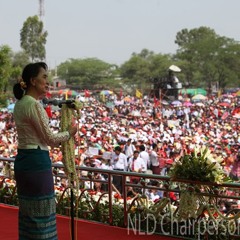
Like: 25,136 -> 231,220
14,148 -> 57,240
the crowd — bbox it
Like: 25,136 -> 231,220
0,92 -> 240,196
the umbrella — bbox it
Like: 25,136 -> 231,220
68,90 -> 78,97
128,111 -> 141,117
192,94 -> 207,100
123,96 -> 132,102
59,89 -> 78,97
161,100 -> 169,105
183,101 -> 192,107
219,102 -> 230,107
168,65 -> 181,72
195,102 -> 205,107
100,90 -> 113,95
221,94 -> 234,99
171,100 -> 182,106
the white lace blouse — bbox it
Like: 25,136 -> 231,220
13,95 -> 70,151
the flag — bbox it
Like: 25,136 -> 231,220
84,89 -> 90,97
154,96 -> 159,107
218,89 -> 222,98
135,89 -> 142,98
45,105 -> 52,118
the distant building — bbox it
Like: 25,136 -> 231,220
52,76 -> 66,89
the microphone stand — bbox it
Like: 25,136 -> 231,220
70,173 -> 75,240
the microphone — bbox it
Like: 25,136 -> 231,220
42,98 -> 75,107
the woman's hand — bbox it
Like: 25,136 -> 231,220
68,125 -> 77,137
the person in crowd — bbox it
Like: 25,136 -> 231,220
80,157 -> 93,189
146,181 -> 163,202
123,138 -> 136,161
149,143 -> 161,174
111,146 -> 128,194
128,150 -> 147,184
229,151 -> 240,181
100,155 -> 113,191
12,62 -> 77,239
139,144 -> 150,170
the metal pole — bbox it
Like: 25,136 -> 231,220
70,174 -> 74,240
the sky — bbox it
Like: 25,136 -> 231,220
1,0 -> 240,68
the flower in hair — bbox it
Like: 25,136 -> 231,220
19,79 -> 27,89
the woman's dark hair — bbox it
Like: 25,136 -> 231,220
13,62 -> 48,100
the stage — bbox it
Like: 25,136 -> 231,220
0,204 -> 180,240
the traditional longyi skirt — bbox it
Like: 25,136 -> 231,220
14,148 -> 57,240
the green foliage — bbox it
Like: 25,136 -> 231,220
57,58 -> 119,90
0,45 -> 12,94
120,49 -> 174,94
12,51 -> 30,70
175,26 -> 240,89
20,15 -> 48,61
169,147 -> 230,183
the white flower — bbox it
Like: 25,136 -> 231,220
92,195 -> 99,202
127,199 -> 133,205
119,199 -> 124,204
206,157 -> 216,165
100,199 -> 107,205
55,189 -> 61,196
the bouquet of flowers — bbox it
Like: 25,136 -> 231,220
169,147 -> 232,221
169,146 -> 229,184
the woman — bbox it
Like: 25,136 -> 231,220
13,62 -> 77,240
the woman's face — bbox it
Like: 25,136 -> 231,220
32,67 -> 49,97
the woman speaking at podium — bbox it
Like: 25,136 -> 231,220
13,62 -> 77,240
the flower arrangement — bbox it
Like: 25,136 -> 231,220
168,146 -> 234,223
0,178 -> 18,205
169,146 -> 230,184
60,101 -> 82,184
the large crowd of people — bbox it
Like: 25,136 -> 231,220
0,92 -> 240,189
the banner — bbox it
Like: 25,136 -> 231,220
135,89 -> 142,98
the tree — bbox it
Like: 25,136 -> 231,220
0,45 -> 13,106
175,27 -> 240,90
57,58 -> 118,90
0,45 -> 12,92
20,15 -> 48,61
120,49 -> 154,94
9,51 -> 30,88
120,49 -> 174,95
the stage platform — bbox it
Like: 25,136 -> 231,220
0,204 -> 180,240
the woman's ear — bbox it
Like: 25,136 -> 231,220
30,78 -> 36,86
